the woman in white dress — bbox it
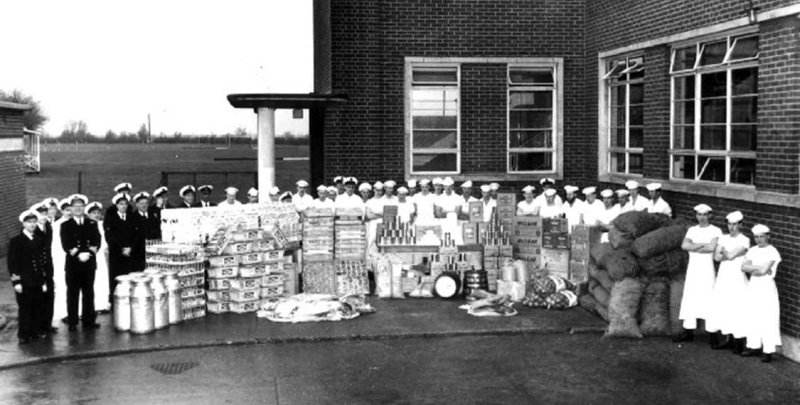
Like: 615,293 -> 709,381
707,211 -> 750,352
51,198 -> 72,325
516,185 -> 538,216
740,224 -> 782,363
673,204 -> 722,344
86,202 -> 111,312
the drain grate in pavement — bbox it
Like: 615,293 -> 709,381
150,362 -> 199,375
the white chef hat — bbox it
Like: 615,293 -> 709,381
646,182 -> 662,191
114,182 -> 132,193
327,186 -> 337,194
564,185 -> 579,194
408,179 -> 417,188
112,193 -> 128,205
460,180 -> 473,188
384,180 -> 396,188
615,189 -> 630,197
397,187 -> 409,195
153,186 -> 168,198
19,209 -> 38,223
359,183 -> 372,192
442,177 -> 454,187
296,180 -> 309,188
225,187 -> 238,195
489,182 -> 500,191
625,180 -> 640,190
316,185 -> 328,192
582,187 -> 596,196
544,188 -> 557,197
133,192 -> 150,202
751,224 -> 770,235
269,187 -> 280,196
522,185 -> 535,194
373,181 -> 384,190
726,211 -> 744,223
248,187 -> 259,197
480,184 -> 491,193
600,189 -> 614,198
432,177 -> 443,186
180,185 -> 196,196
419,179 -> 431,186
693,204 -> 712,214
85,201 -> 103,214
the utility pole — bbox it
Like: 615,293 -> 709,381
147,113 -> 152,143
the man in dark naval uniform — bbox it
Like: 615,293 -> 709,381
131,192 -> 161,271
32,202 -> 58,334
176,185 -> 201,208
60,195 -> 102,331
8,210 -> 51,344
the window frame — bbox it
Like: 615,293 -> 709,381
669,28 -> 759,187
408,64 -> 461,175
603,54 -> 645,176
506,64 -> 559,174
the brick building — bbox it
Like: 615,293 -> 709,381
0,101 -> 30,256
313,0 -> 800,359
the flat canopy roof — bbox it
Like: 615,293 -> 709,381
0,101 -> 32,111
227,93 -> 348,109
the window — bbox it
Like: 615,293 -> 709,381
508,66 -> 557,173
670,32 -> 758,185
409,66 -> 459,174
603,56 -> 644,175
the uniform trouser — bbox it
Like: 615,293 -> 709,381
41,278 -> 55,331
15,287 -> 46,339
66,264 -> 96,326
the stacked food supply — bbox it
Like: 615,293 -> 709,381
578,211 -> 690,338
512,216 -> 543,275
481,221 -> 511,292
540,218 -> 571,279
145,242 -> 206,320
521,273 -> 578,310
334,213 -> 367,261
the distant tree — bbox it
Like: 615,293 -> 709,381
137,123 -> 149,143
61,120 -> 90,142
234,127 -> 249,137
0,89 -> 48,130
104,130 -> 118,142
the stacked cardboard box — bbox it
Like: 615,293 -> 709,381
496,193 -> 517,228
303,215 -> 335,262
335,260 -> 369,296
335,219 -> 366,261
512,216 -> 543,270
539,218 -> 571,278
480,222 -> 511,291
569,224 -> 602,284
145,242 -> 206,320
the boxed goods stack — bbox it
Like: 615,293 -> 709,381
541,218 -> 570,278
495,193 -> 517,228
512,216 -> 543,270
335,209 -> 367,261
480,222 -> 511,291
145,242 -> 206,320
569,224 -> 602,285
303,210 -> 335,262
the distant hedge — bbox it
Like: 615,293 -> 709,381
42,134 -> 308,145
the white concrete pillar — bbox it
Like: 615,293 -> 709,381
257,108 -> 276,202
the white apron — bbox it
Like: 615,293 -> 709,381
94,221 -> 111,311
51,217 -> 69,323
743,245 -> 782,353
679,224 -> 722,329
706,234 -> 749,336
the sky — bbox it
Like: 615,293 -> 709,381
0,0 -> 312,137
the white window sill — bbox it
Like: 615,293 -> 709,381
599,173 -> 800,208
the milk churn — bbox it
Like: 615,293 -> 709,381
163,271 -> 183,325
113,275 -> 134,332
150,273 -> 169,330
130,276 -> 155,334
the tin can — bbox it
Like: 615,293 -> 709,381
113,275 -> 134,332
150,273 -> 169,330
130,276 -> 155,334
163,271 -> 183,325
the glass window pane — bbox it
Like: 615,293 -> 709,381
629,84 -> 644,104
629,153 -> 643,174
731,125 -> 757,151
629,105 -> 643,126
672,155 -> 696,179
673,101 -> 695,125
412,130 -> 457,149
674,76 -> 695,100
673,46 -> 697,71
610,153 -> 625,173
510,91 -> 552,109
673,126 -> 694,149
510,69 -> 553,85
732,96 -> 757,124
698,156 -> 726,182
610,106 -> 626,128
510,130 -> 552,148
413,69 -> 458,83
732,68 -> 758,95
510,111 -> 552,129
699,40 -> 727,66
412,153 -> 457,172
701,71 -> 727,98
700,125 -> 726,150
413,115 -> 457,130
612,86 -> 626,107
609,127 -> 626,148
629,127 -> 643,148
701,99 -> 726,124
509,152 -> 553,172
730,158 -> 756,185
730,36 -> 759,61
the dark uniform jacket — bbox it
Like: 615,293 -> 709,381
34,222 -> 55,284
7,231 -> 50,288
131,210 -> 161,270
60,217 -> 101,270
104,210 -> 135,254
198,200 -> 216,208
175,201 -> 201,209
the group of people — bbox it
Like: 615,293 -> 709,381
675,205 -> 781,362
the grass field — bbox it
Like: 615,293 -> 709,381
26,143 -> 309,207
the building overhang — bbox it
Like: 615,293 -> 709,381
0,101 -> 32,112
226,93 -> 348,110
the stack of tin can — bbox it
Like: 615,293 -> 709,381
334,213 -> 366,261
378,217 -> 416,246
144,242 -> 206,321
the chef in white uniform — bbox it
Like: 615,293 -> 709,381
333,176 -> 345,196
334,177 -> 365,211
580,187 -> 604,226
434,177 -> 462,243
535,178 -> 563,208
562,185 -> 584,232
626,180 -> 650,211
458,181 -> 478,220
432,177 -> 444,196
220,187 -> 242,206
646,182 -> 672,217
489,183 -> 500,200
292,180 -> 314,213
359,182 -> 372,203
383,180 -> 398,205
312,185 -> 335,209
268,187 -> 281,203
407,179 -> 417,198
516,185 -> 538,216
614,189 -> 634,214
707,210 -> 750,353
396,187 -> 416,223
478,184 -> 496,223
740,224 -> 782,362
596,189 -> 620,242
327,186 -> 338,202
673,203 -> 722,344
538,188 -> 564,219
413,179 -> 436,226
246,188 -> 259,204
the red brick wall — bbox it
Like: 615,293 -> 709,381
0,151 -> 26,256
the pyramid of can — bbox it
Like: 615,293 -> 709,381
334,209 -> 367,261
145,241 -> 207,320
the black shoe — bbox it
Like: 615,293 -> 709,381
712,334 -> 733,350
61,317 -> 69,325
732,338 -> 745,355
18,337 -> 33,345
83,323 -> 101,330
35,333 -> 47,340
761,353 -> 773,363
49,327 -> 59,333
672,330 -> 694,343
741,348 -> 762,357
68,325 -> 78,332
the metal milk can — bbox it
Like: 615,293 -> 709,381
113,275 -> 134,332
130,276 -> 155,334
163,271 -> 183,325
150,273 -> 169,330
